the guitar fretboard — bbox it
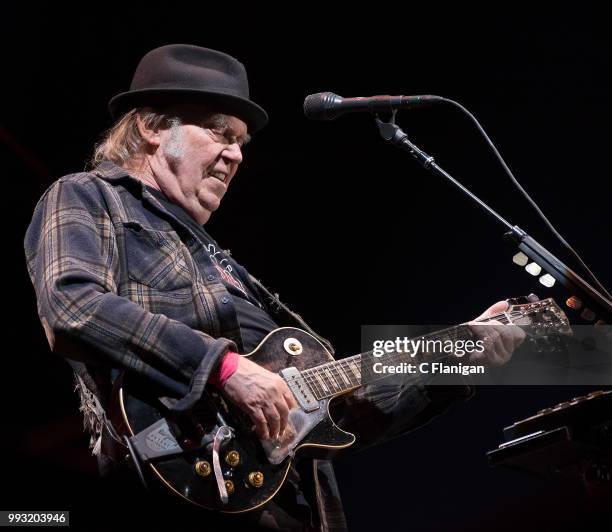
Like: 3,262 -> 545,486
299,312 -> 522,401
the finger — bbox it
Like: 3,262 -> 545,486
468,323 -> 492,364
483,327 -> 507,366
497,327 -> 517,359
469,321 -> 501,338
512,325 -> 527,346
469,350 -> 487,364
494,324 -> 525,363
282,386 -> 298,410
491,338 -> 511,366
251,408 -> 269,440
275,396 -> 290,437
262,402 -> 281,440
475,300 -> 509,321
485,330 -> 505,365
472,326 -> 505,366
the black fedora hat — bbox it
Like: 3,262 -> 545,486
108,44 -> 268,133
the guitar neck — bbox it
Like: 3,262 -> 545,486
299,312 -> 518,401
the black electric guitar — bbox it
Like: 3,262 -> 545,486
108,297 -> 571,513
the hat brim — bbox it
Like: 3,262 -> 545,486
108,88 -> 269,133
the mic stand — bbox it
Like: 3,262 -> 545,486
375,114 -> 612,323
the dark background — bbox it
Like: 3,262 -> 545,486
4,5 -> 611,531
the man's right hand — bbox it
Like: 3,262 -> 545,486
221,356 -> 297,441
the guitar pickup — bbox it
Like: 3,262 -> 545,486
280,367 -> 320,413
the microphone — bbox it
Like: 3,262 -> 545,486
303,92 -> 440,120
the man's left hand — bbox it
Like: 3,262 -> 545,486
468,300 -> 526,366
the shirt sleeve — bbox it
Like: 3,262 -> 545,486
24,175 -> 235,407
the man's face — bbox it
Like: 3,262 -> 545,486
151,105 -> 250,224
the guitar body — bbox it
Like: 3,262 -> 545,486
110,327 -> 356,513
108,297 -> 569,513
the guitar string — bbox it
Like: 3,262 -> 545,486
300,311 -> 515,387
298,306 -> 560,400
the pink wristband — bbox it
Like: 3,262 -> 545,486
209,350 -> 240,389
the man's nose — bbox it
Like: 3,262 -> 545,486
222,143 -> 243,164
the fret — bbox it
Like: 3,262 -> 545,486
348,359 -> 361,382
313,371 -> 329,394
324,368 -> 341,393
331,363 -> 347,388
340,360 -> 358,387
330,361 -> 358,391
319,366 -> 337,394
299,361 -> 360,401
336,363 -> 352,387
302,370 -> 323,399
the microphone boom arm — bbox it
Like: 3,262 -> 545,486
374,114 -> 612,323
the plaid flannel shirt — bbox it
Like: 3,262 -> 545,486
24,161 -> 469,532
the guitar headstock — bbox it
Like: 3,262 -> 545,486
505,297 -> 572,338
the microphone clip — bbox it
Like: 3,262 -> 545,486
374,112 -> 435,169
374,110 -> 400,140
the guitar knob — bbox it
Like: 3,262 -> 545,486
283,338 -> 303,355
248,471 -> 265,488
566,296 -> 582,310
225,450 -> 240,467
194,460 -> 211,478
225,480 -> 235,495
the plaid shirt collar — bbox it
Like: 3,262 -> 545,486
93,160 -> 133,181
93,160 -> 195,232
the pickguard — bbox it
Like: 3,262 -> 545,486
260,400 -> 329,464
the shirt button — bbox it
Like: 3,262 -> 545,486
207,274 -> 215,282
221,296 -> 230,304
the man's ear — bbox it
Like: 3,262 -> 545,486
136,113 -> 161,149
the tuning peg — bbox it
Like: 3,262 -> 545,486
580,307 -> 596,321
525,262 -> 542,276
539,274 -> 555,287
506,294 -> 541,305
512,252 -> 529,266
566,296 -> 582,310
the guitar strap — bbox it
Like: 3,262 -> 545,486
127,417 -> 237,506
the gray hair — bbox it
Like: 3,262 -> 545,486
91,105 -> 250,168
91,107 -> 181,167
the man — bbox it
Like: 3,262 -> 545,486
24,44 -> 524,531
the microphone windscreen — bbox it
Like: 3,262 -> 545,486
303,92 -> 340,120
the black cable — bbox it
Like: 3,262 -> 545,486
124,435 -> 150,490
437,97 -> 611,301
